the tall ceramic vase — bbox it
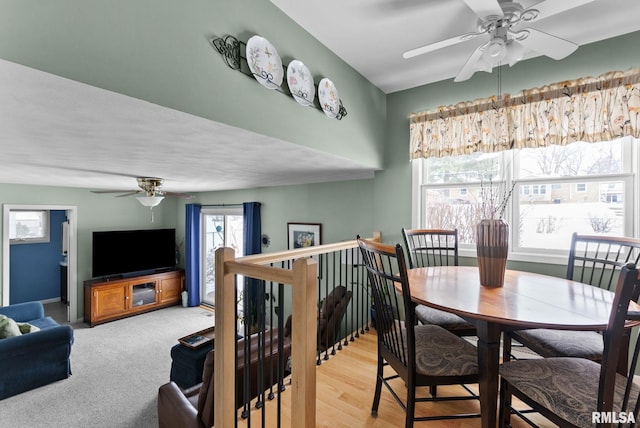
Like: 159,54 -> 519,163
476,218 -> 509,287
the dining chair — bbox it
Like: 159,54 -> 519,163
503,233 -> 640,366
401,228 -> 476,337
499,263 -> 640,427
357,237 -> 480,427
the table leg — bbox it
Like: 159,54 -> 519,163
476,322 -> 501,428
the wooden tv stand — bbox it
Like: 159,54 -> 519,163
84,269 -> 185,327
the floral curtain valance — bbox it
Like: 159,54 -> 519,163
409,68 -> 640,159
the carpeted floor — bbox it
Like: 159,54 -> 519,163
0,305 -> 214,428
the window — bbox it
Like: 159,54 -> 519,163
200,207 -> 244,306
9,210 -> 50,244
413,137 -> 636,262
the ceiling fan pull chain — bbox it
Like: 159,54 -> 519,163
497,63 -> 502,100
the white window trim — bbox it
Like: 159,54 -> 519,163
412,138 -> 638,266
9,210 -> 51,245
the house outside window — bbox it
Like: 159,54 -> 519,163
413,137 -> 636,262
9,210 -> 50,244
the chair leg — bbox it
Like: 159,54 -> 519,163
502,332 -> 513,363
406,380 -> 416,428
429,385 -> 437,397
371,354 -> 384,416
499,376 -> 512,428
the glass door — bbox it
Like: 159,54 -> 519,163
201,207 -> 244,306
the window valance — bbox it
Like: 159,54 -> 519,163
409,68 -> 640,159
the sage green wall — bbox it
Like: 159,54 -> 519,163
0,184 -> 178,314
0,0 -> 385,319
377,31 -> 640,273
0,0 -> 386,168
177,179 -> 376,254
2,2 -> 639,319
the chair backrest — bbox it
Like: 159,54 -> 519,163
318,285 -> 353,351
358,237 -> 415,374
283,285 -> 353,351
596,263 -> 640,419
567,233 -> 640,292
197,350 -> 215,428
402,228 -> 459,269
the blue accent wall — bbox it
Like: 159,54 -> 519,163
9,210 -> 66,304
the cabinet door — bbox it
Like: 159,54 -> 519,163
159,274 -> 183,305
130,280 -> 158,310
92,284 -> 128,321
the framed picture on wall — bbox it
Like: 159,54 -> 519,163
287,223 -> 322,249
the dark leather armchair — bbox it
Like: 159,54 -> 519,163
158,349 -> 213,428
158,328 -> 291,428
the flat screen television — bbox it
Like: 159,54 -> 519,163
92,228 -> 176,278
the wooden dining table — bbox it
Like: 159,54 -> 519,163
406,265 -> 640,428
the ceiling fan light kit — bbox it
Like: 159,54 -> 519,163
136,195 -> 164,207
91,177 -> 192,221
404,0 -> 592,82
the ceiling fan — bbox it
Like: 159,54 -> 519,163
91,177 -> 192,208
403,0 -> 595,82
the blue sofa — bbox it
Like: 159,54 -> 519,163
0,301 -> 74,399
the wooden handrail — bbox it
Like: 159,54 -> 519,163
213,231 -> 381,427
237,232 -> 381,266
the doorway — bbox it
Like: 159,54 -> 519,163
200,206 -> 244,306
2,204 -> 78,322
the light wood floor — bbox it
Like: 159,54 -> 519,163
238,330 -> 555,427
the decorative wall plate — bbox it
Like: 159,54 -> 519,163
318,78 -> 340,118
245,35 -> 283,90
286,60 -> 315,107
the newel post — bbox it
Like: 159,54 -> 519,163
291,257 -> 318,428
214,247 -> 237,428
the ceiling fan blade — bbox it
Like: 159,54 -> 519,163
90,190 -> 141,198
90,189 -> 136,194
516,28 -> 578,60
403,32 -> 484,59
115,191 -> 142,198
463,0 -> 504,18
454,41 -> 491,82
533,0 -> 595,20
164,191 -> 193,199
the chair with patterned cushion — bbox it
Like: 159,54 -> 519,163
358,237 -> 480,427
402,228 -> 476,337
499,263 -> 640,427
503,233 -> 640,366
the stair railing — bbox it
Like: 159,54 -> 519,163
213,232 -> 381,427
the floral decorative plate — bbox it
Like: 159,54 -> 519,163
245,35 -> 283,90
286,60 -> 315,106
318,78 -> 340,118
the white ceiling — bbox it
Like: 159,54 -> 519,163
0,59 -> 374,195
270,0 -> 640,93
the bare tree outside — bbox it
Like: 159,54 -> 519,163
422,140 -> 626,250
